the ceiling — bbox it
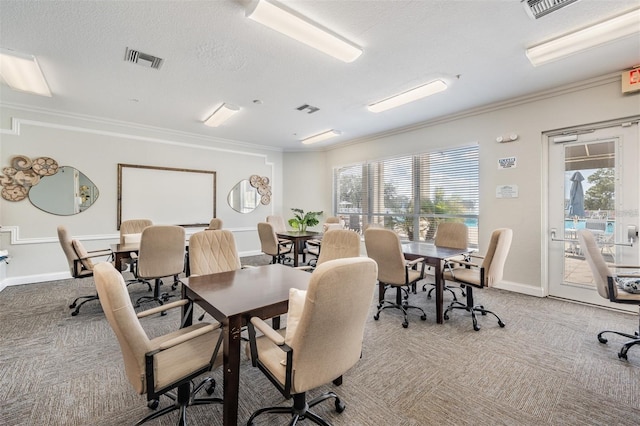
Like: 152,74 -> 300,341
1,0 -> 639,152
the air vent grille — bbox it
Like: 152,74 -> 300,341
124,48 -> 163,69
296,104 -> 320,114
522,0 -> 580,19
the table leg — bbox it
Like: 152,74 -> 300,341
434,261 -> 444,324
292,242 -> 299,267
223,315 -> 242,426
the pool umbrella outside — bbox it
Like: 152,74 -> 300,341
569,171 -> 585,217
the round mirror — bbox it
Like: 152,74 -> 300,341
29,166 -> 99,215
227,179 -> 260,214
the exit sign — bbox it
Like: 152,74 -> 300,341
622,68 -> 640,93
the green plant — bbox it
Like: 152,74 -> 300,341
288,208 -> 323,232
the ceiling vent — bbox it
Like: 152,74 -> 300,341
296,104 -> 320,114
124,47 -> 163,69
522,0 -> 581,19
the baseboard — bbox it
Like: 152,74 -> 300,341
494,280 -> 546,297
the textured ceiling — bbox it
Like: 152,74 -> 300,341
1,0 -> 639,151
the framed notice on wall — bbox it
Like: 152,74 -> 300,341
117,164 -> 216,229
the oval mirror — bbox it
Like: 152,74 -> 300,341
227,179 -> 260,214
28,166 -> 100,215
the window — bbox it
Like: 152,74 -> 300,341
334,144 -> 479,246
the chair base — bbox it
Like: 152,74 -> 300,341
598,330 -> 640,360
247,391 -> 345,426
374,286 -> 427,328
422,283 -> 465,302
135,278 -> 178,311
135,378 -> 222,426
69,293 -> 99,316
444,299 -> 505,331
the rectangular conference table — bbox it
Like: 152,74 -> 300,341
276,230 -> 322,267
402,242 -> 473,324
181,264 -> 312,426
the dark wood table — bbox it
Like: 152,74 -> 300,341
276,230 -> 322,267
181,264 -> 312,426
402,242 -> 473,324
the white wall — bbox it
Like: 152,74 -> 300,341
283,75 -> 640,297
0,106 -> 284,286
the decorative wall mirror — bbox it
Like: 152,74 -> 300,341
29,166 -> 100,215
228,179 -> 261,213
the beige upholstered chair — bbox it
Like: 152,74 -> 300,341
93,262 -> 223,425
578,229 -> 640,360
206,218 -> 223,230
57,225 -> 113,316
258,222 -> 293,264
133,225 -> 186,308
188,230 -> 241,276
302,229 -> 360,270
266,215 -> 288,233
422,222 -> 469,300
119,219 -> 153,289
364,227 -> 428,328
246,257 -> 377,425
443,228 -> 512,330
325,216 -> 340,224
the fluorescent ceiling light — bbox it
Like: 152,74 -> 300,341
526,8 -> 640,66
203,103 -> 240,127
367,79 -> 448,113
301,129 -> 341,145
0,48 -> 51,97
246,0 -> 362,63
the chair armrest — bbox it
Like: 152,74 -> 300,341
405,257 -> 424,267
86,248 -> 113,256
241,265 -> 256,269
137,299 -> 189,318
250,317 -> 285,345
157,323 -> 219,351
452,259 -> 480,268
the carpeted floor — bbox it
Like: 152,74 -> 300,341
1,255 -> 640,425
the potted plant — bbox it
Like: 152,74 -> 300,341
288,208 -> 323,232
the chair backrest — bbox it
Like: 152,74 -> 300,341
578,229 -> 612,299
206,218 -> 223,230
325,216 -> 340,224
434,222 -> 468,250
93,261 -> 151,394
364,228 -> 407,285
137,225 -> 186,280
257,222 -> 279,256
189,230 -> 241,275
322,223 -> 343,232
120,219 -> 153,244
289,257 -> 377,393
266,215 -> 287,233
481,228 -> 513,287
316,229 -> 361,266
57,225 -> 93,277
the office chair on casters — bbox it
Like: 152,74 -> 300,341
258,222 -> 293,264
246,258 -> 378,426
133,225 -> 186,310
119,219 -> 153,291
57,225 -> 113,316
364,228 -> 428,328
443,228 -> 512,331
422,222 -> 469,301
206,218 -> 223,230
298,229 -> 361,271
93,262 -> 223,425
578,229 -> 640,360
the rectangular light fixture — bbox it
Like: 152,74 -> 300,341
0,48 -> 52,97
203,103 -> 240,127
301,129 -> 341,145
367,79 -> 448,113
246,0 -> 362,63
526,8 -> 640,66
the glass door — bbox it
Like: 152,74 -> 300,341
548,121 -> 639,309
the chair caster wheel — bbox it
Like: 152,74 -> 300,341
420,315 -> 427,321
498,321 -> 505,328
160,311 -> 167,316
443,314 -> 449,320
473,325 -> 480,331
619,352 -> 628,360
335,398 -> 346,413
205,380 -> 216,395
148,399 -> 159,410
598,336 -> 608,344
373,314 -> 379,320
71,311 -> 79,316
402,321 -> 408,328
69,303 -> 76,309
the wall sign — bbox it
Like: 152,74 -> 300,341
496,184 -> 518,198
498,156 -> 517,169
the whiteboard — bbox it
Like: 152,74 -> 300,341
117,164 -> 216,229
